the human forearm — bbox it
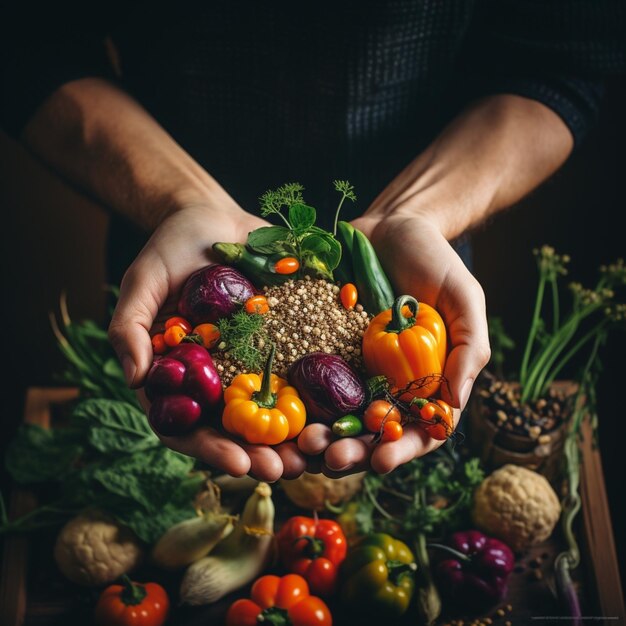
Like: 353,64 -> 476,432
21,77 -> 236,230
365,94 -> 574,239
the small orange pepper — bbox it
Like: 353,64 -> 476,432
245,295 -> 270,315
222,344 -> 306,444
192,323 -> 221,349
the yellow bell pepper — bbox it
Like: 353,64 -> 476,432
222,344 -> 306,445
362,294 -> 447,398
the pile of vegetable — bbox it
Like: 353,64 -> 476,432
144,181 -> 456,448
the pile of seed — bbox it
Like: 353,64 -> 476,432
477,377 -> 571,440
212,276 -> 370,385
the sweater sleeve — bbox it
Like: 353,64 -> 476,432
0,7 -> 116,139
462,0 -> 625,146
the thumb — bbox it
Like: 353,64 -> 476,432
108,255 -> 168,388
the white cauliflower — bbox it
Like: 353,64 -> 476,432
54,509 -> 144,586
280,471 -> 365,511
472,464 -> 561,552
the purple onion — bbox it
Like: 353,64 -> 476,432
288,353 -> 366,422
178,264 -> 257,325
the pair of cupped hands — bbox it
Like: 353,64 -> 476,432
108,195 -> 491,482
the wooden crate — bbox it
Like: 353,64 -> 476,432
1,388 -> 624,625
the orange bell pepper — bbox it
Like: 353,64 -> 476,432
362,294 -> 447,398
222,344 -> 306,444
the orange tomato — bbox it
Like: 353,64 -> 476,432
340,283 -> 358,310
274,257 -> 300,275
164,316 -> 192,334
245,295 -> 270,315
381,420 -> 404,442
363,399 -> 401,433
151,333 -> 167,355
193,323 -> 221,349
163,325 -> 186,347
411,398 -> 455,440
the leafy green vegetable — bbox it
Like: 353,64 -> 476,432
250,181 -> 355,275
2,397 -> 203,543
217,310 -> 269,371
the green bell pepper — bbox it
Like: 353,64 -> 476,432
340,532 -> 417,617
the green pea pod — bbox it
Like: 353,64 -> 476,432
334,220 -> 356,285
332,414 -> 363,437
352,228 -> 395,314
212,242 -> 288,288
340,532 -> 417,618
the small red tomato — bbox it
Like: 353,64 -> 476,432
151,333 -> 167,355
163,325 -> 186,347
245,295 -> 270,315
363,399 -> 401,433
165,316 -> 192,334
274,257 -> 300,275
411,398 -> 455,440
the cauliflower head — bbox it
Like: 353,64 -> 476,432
472,464 -> 561,552
54,509 -> 144,586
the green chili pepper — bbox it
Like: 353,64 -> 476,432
332,414 -> 363,437
212,242 -> 288,288
340,532 -> 417,617
352,229 -> 395,314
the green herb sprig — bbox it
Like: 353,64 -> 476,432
248,181 -> 356,278
217,310 -> 269,371
518,247 -> 625,403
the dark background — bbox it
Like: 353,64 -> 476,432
1,76 -> 624,587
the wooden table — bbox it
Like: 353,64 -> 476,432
1,388 -> 624,625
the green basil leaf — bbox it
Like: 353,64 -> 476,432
300,234 -> 331,254
315,234 -> 342,270
247,226 -> 290,253
288,203 -> 316,231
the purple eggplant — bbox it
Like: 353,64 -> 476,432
287,352 -> 366,422
178,264 -> 257,325
433,530 -> 515,611
145,343 -> 223,436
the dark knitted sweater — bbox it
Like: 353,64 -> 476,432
2,2 -> 624,282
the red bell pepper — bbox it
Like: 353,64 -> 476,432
276,516 -> 347,596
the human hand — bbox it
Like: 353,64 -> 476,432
108,200 -> 307,481
297,210 -> 490,475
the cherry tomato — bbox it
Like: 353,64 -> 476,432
381,420 -> 404,442
245,295 -> 270,315
340,283 -> 358,310
163,325 -> 186,347
274,257 -> 300,275
412,398 -> 455,440
151,333 -> 167,355
164,316 -> 192,334
363,399 -> 401,433
192,323 -> 221,349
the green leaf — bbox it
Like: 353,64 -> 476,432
300,234 -> 331,255
288,203 -> 316,232
5,425 -> 83,484
72,399 -> 159,453
315,234 -> 342,270
103,357 -> 124,379
247,226 -> 290,253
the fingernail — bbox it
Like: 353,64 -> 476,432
122,354 -> 137,387
459,378 -> 474,411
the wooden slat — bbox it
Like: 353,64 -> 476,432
580,416 -> 625,621
0,388 -> 78,626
